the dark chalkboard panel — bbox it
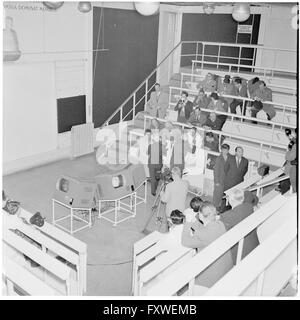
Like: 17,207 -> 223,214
57,95 -> 86,133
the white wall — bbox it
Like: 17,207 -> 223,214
3,2 -> 92,173
256,4 -> 297,71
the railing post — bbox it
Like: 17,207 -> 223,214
217,45 -> 220,69
255,271 -> 265,295
236,238 -> 244,264
196,42 -> 199,62
120,106 -> 123,122
133,93 -> 136,120
238,47 -> 241,73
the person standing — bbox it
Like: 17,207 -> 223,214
284,128 -> 297,193
147,131 -> 163,196
220,189 -> 259,264
145,83 -> 169,118
160,166 -> 189,218
213,144 -> 231,211
225,146 -> 248,191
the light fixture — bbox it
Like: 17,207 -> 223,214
134,2 -> 159,16
232,3 -> 251,22
203,3 -> 215,15
78,2 -> 92,13
3,16 -> 21,62
43,2 -> 64,10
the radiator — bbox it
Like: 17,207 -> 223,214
71,123 -> 94,158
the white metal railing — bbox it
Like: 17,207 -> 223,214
143,114 -> 286,168
180,72 -> 297,96
169,86 -> 297,126
146,194 -> 295,296
205,204 -> 297,296
191,59 -> 296,78
100,41 -> 296,129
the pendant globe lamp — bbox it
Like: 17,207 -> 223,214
78,2 -> 92,13
134,2 -> 159,16
232,3 -> 251,22
43,2 -> 64,10
3,16 -> 21,62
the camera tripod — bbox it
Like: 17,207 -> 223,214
142,178 -> 168,234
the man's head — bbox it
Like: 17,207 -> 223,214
209,112 -> 217,122
171,166 -> 182,180
154,83 -> 161,92
205,131 -> 214,142
234,78 -> 242,88
198,88 -> 205,97
235,146 -> 244,158
194,107 -> 200,115
210,92 -> 219,102
190,196 -> 203,213
198,201 -> 217,225
207,73 -> 213,81
258,80 -> 266,90
252,77 -> 260,85
220,143 -> 230,156
228,189 -> 245,208
169,209 -> 185,226
181,91 -> 188,101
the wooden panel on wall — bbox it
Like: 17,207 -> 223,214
92,7 -> 159,128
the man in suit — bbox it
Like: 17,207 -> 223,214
213,144 -> 231,211
203,131 -> 219,152
250,81 -> 275,120
198,73 -> 217,93
145,83 -> 169,118
217,76 -> 235,106
203,112 -> 223,131
174,91 -> 194,123
207,93 -> 228,129
230,78 -> 248,115
193,88 -> 211,110
220,189 -> 259,264
225,146 -> 248,191
147,131 -> 163,196
181,201 -> 233,288
188,107 -> 206,127
247,77 -> 260,97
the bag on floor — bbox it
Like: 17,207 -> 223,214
30,212 -> 46,227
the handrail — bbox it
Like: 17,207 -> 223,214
192,59 -> 296,75
200,108 -> 296,132
182,41 -> 297,53
146,194 -> 291,296
205,215 -> 296,296
181,72 -> 297,93
248,175 -> 289,192
169,85 -> 297,110
102,41 -> 183,126
143,114 -> 288,151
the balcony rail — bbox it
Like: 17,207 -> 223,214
101,41 -> 296,129
146,194 -> 295,296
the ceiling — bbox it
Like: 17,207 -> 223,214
160,2 -> 297,7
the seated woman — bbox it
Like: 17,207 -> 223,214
181,201 -> 233,288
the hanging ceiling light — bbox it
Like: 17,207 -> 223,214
203,3 -> 215,15
134,2 -> 159,16
78,2 -> 92,13
3,16 -> 21,62
232,3 -> 251,22
43,2 -> 64,10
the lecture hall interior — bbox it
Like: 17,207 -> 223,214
1,1 -> 298,297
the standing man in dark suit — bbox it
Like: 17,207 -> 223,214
174,91 -> 194,123
147,131 -> 163,196
225,146 -> 248,191
220,189 -> 259,264
213,144 -> 231,211
230,78 -> 248,115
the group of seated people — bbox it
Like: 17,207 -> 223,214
152,184 -> 259,292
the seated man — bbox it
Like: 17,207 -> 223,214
198,73 -> 217,93
203,131 -> 219,152
251,81 -> 275,120
207,93 -> 228,130
181,201 -> 233,288
220,189 -> 259,264
203,112 -> 223,131
230,77 -> 248,115
174,91 -> 194,124
217,75 -> 235,107
192,88 -> 211,110
145,83 -> 169,118
247,77 -> 260,97
188,107 -> 206,127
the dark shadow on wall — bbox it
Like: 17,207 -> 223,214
93,7 -> 159,128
